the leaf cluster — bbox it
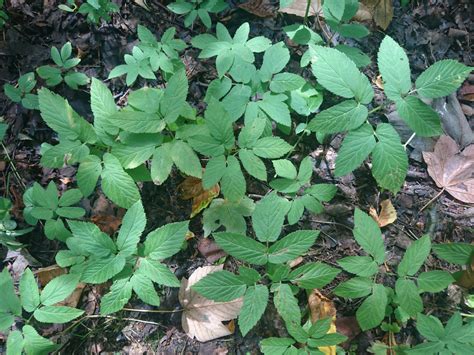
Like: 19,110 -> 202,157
167,0 -> 228,28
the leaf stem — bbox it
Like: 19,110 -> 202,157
420,188 -> 445,212
368,105 -> 383,115
304,0 -> 311,25
403,132 -> 416,150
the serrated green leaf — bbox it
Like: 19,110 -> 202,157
398,235 -> 431,277
101,153 -> 140,208
214,232 -> 268,265
371,123 -> 408,193
130,274 -> 161,306
333,277 -> 373,298
116,200 -> 145,257
202,155 -> 226,189
0,313 -> 15,332
260,337 -> 295,355
221,155 -> 246,201
90,78 -> 118,136
20,269 -> 40,313
259,42 -> 290,81
0,269 -> 21,316
40,273 -> 80,306
268,230 -> 319,264
144,221 -> 189,259
270,73 -> 305,93
170,140 -> 202,178
137,258 -> 180,287
395,96 -> 442,137
416,60 -> 472,99
415,313 -> 445,341
272,159 -> 297,179
356,284 -> 387,330
81,255 -> 126,284
192,270 -> 247,302
432,243 -> 474,265
289,262 -> 340,289
395,279 -> 423,316
335,123 -> 376,176
417,271 -> 454,293
377,36 -> 411,101
253,137 -> 292,159
353,208 -> 385,264
307,100 -> 368,134
77,155 -> 102,197
311,46 -> 373,104
34,305 -> 83,323
257,93 -> 291,126
239,149 -> 267,181
274,283 -> 300,324
161,69 -> 189,123
58,189 -> 82,207
239,285 -> 269,336
68,220 -> 116,257
151,144 -> 173,185
6,330 -> 24,355
252,193 -> 290,242
100,278 -> 133,315
304,184 -> 337,201
337,256 -> 379,277
23,324 -> 58,355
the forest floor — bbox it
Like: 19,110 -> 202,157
0,0 -> 473,353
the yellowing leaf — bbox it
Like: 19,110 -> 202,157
369,199 -> 397,227
308,290 -> 337,355
178,176 -> 220,218
179,265 -> 243,342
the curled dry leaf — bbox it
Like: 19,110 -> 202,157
308,290 -> 337,355
369,199 -> 397,227
179,265 -> 243,342
178,176 -> 220,218
197,238 -> 227,263
422,135 -> 474,203
359,0 -> 393,30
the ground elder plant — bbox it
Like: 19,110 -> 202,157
1,3 -> 474,352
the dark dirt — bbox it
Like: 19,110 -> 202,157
0,0 -> 473,353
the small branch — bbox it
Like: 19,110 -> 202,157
420,188 -> 445,212
368,105 -> 383,115
122,307 -> 182,313
403,132 -> 416,150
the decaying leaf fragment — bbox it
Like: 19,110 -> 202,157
369,199 -> 397,227
178,176 -> 220,218
422,135 -> 474,203
179,265 -> 243,342
279,0 -> 322,17
359,0 -> 393,30
308,290 -> 337,355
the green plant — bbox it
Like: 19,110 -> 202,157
167,0 -> 228,28
59,0 -> 119,24
1,268 -> 83,354
23,182 -> 85,241
0,0 -> 7,28
108,25 -> 186,85
36,42 -> 90,89
260,315 -> 347,354
409,312 -> 474,353
0,197 -> 32,250
55,201 -> 188,314
3,72 -> 39,110
192,193 -> 340,336
333,209 -> 455,331
322,0 -> 369,39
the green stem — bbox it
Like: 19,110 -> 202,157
368,105 -> 383,115
303,0 -> 311,25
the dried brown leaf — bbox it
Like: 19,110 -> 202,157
197,238 -> 227,263
369,199 -> 397,227
308,290 -> 337,355
279,0 -> 322,17
360,0 -> 393,30
239,0 -> 275,18
423,135 -> 474,203
178,176 -> 220,218
179,265 -> 243,342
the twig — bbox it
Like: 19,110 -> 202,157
404,132 -> 416,149
122,307 -> 182,313
1,142 -> 26,189
420,188 -> 445,212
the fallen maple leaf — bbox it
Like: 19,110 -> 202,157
422,135 -> 474,204
178,176 -> 220,218
369,199 -> 397,227
308,290 -> 337,355
179,265 -> 243,342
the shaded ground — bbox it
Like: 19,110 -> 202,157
0,0 -> 473,353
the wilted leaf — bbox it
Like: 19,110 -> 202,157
369,200 -> 397,227
279,0 -> 322,17
308,289 -> 337,355
360,0 -> 393,30
178,176 -> 220,218
422,135 -> 474,203
179,265 -> 243,342
239,0 -> 275,17
197,238 -> 227,263
90,215 -> 123,235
